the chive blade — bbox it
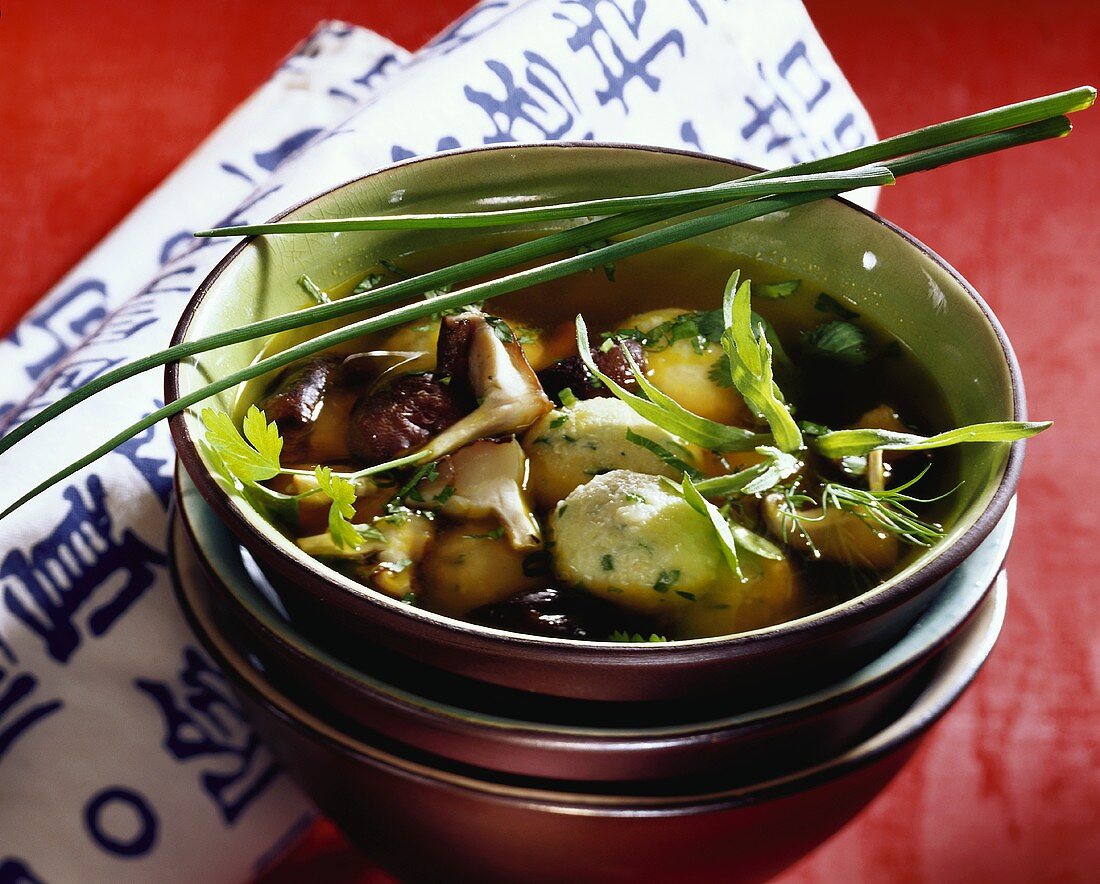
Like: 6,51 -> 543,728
0,103 -> 1084,515
194,166 -> 894,236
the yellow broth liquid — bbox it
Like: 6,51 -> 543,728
249,235 -> 959,634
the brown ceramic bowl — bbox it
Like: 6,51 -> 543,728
169,503 -> 1008,884
175,465 -> 1013,784
167,144 -> 1027,702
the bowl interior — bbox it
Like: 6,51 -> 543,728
178,464 -> 1015,735
171,143 -> 1021,641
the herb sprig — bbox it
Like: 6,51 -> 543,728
815,420 -> 1052,459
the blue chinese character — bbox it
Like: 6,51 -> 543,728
555,0 -> 685,110
0,857 -> 45,884
2,279 -> 109,382
1,476 -> 166,663
464,52 -> 579,143
353,53 -> 401,89
0,636 -> 62,761
114,416 -> 174,508
136,647 -> 281,825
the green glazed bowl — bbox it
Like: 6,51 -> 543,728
167,144 -> 1026,703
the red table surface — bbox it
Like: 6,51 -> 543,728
3,1 -> 1097,881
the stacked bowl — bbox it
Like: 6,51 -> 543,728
167,146 -> 1026,883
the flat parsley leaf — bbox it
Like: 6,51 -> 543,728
314,465 -> 368,550
200,406 -> 282,486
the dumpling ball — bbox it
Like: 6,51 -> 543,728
619,308 -> 752,426
550,470 -> 723,616
522,398 -> 700,509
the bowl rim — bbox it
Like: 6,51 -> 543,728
168,500 -> 1007,813
166,140 -> 1026,659
176,461 -> 1013,743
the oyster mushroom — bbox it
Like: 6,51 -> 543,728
416,312 -> 553,458
414,438 -> 541,549
296,512 -> 434,600
762,493 -> 899,571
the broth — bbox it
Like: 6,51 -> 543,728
241,237 -> 959,641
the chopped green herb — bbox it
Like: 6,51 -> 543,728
351,272 -> 385,295
674,590 -> 698,601
512,324 -> 542,345
401,591 -> 418,605
433,484 -> 456,505
653,570 -> 680,592
297,274 -> 330,305
463,526 -> 506,541
610,631 -> 668,643
559,387 -> 579,408
550,414 -> 569,429
601,554 -> 615,571
804,321 -> 870,365
389,461 -> 440,513
754,279 -> 801,299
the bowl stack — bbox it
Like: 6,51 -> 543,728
166,145 -> 1028,883
173,469 -> 1010,884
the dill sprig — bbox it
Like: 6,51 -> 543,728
780,467 -> 951,548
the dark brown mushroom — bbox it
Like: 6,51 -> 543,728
347,373 -> 470,465
537,339 -> 648,404
469,586 -> 658,641
258,356 -> 343,462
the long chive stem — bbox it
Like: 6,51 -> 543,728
196,85 -> 1093,239
194,166 -> 894,236
1,87 -> 1086,468
0,116 -> 1074,519
0,168 -> 890,461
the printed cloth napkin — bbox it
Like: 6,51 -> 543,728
0,3 -> 875,881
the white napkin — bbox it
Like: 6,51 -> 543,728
0,3 -> 875,881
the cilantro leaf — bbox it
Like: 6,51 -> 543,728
200,406 -> 282,485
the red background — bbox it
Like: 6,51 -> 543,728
2,1 -> 1097,881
